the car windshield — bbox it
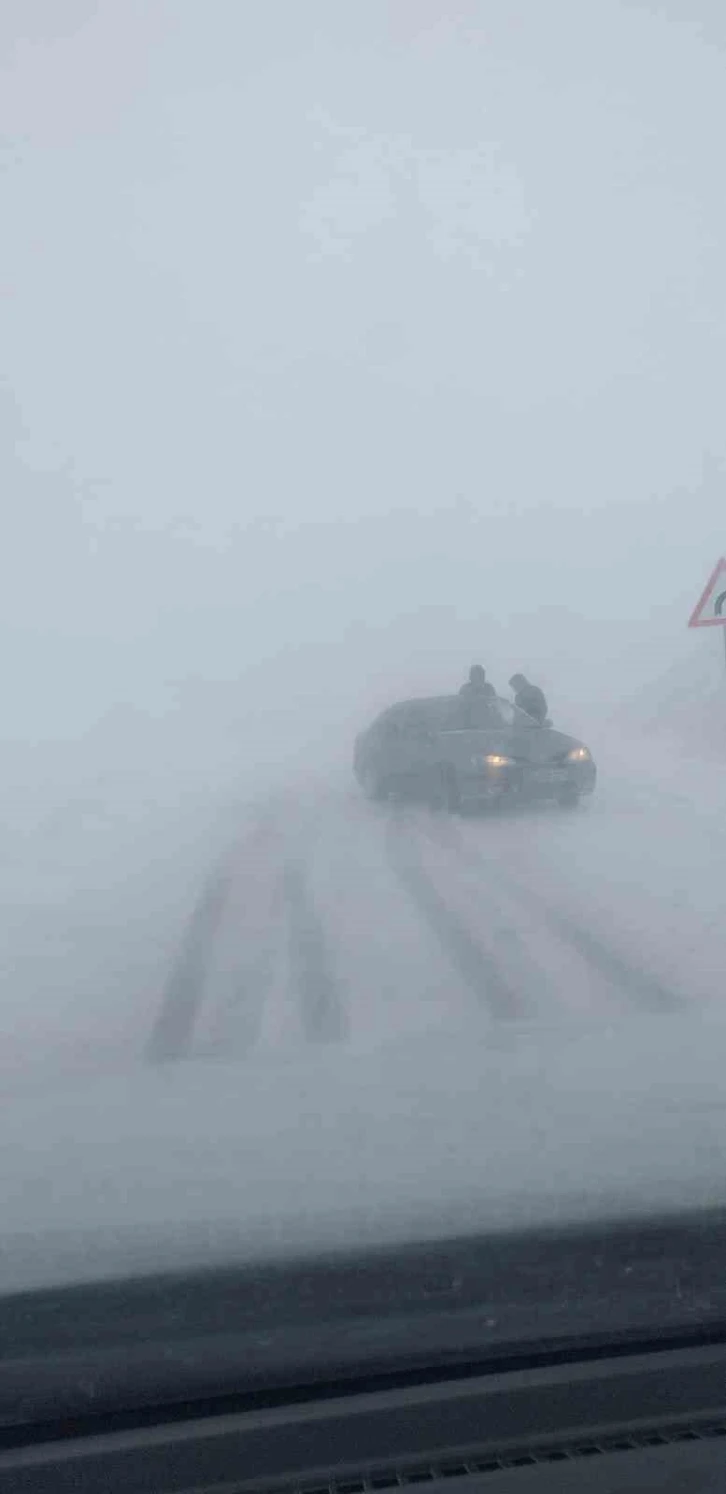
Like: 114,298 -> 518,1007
491,699 -> 537,729
3,0 -> 726,1400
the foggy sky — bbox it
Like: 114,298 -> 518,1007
3,0 -> 726,745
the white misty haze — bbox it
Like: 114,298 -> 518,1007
3,0 -> 726,752
3,1 -> 726,1286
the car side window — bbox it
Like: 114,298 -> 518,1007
400,707 -> 439,740
376,699 -> 452,740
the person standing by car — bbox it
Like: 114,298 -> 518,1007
509,673 -> 548,724
458,665 -> 498,728
459,664 -> 496,701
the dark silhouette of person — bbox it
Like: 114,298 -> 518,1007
509,673 -> 548,724
459,664 -> 496,701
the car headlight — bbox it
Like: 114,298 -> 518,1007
472,753 -> 515,768
567,746 -> 590,762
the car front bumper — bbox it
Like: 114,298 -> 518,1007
461,759 -> 596,804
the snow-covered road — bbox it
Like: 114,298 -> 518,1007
149,744 -> 726,1070
0,739 -> 723,1096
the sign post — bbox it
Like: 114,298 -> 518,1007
688,557 -> 726,669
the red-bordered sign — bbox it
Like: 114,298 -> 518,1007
688,557 -> 726,628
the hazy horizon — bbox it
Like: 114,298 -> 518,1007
3,0 -> 726,750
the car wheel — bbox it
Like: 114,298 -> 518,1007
558,787 -> 581,809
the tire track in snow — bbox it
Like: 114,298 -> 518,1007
197,868 -> 287,1058
434,817 -> 682,1015
146,856 -> 235,1063
385,814 -> 524,1021
506,880 -> 681,1014
146,797 -> 292,1063
282,861 -> 348,1043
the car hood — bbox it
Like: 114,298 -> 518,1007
2,1011 -> 726,1296
453,725 -> 585,762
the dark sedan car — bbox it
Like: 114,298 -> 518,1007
354,694 -> 596,812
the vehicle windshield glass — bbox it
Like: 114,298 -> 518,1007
3,0 -> 726,1381
492,700 -> 537,729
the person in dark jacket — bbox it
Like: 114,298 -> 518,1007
509,673 -> 548,724
457,664 -> 498,728
459,664 -> 496,701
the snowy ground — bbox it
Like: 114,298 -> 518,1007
182,737 -> 726,1068
0,752 -> 251,1095
1,728 -> 725,1289
1,728 -> 720,1098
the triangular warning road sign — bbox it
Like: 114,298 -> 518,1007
688,557 -> 726,628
